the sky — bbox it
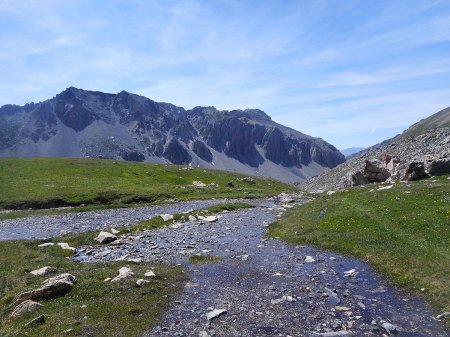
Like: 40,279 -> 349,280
1,0 -> 449,149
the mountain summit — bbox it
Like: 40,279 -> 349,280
0,87 -> 345,183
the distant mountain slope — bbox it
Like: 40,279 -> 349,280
300,107 -> 450,192
340,147 -> 366,157
0,87 -> 345,183
399,106 -> 450,139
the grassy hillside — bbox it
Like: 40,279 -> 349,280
270,175 -> 450,311
0,157 -> 295,210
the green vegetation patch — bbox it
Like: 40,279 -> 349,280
0,157 -> 294,212
189,255 -> 223,264
0,238 -> 186,337
269,176 -> 450,311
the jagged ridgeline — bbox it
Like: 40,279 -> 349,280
0,87 -> 345,183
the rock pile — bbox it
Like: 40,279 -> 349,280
300,127 -> 450,191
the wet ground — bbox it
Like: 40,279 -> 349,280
0,199 -> 231,241
68,203 -> 449,337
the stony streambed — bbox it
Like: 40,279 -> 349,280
68,203 -> 448,337
0,199 -> 231,241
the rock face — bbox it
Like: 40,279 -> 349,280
0,87 -> 345,183
15,273 -> 77,304
300,124 -> 450,191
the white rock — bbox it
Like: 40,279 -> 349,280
198,215 -> 218,222
57,242 -> 75,252
30,266 -> 54,276
192,181 -> 207,187
436,312 -> 450,320
110,228 -> 120,234
327,190 -> 336,195
38,242 -> 54,247
309,331 -> 353,336
160,214 -> 174,221
272,272 -> 284,276
271,295 -> 296,305
95,231 -> 117,244
344,269 -> 358,277
127,258 -> 142,263
111,267 -> 134,282
334,306 -> 351,311
104,277 -> 112,282
144,270 -> 156,277
199,331 -> 211,337
136,279 -> 150,287
206,308 -> 227,320
188,215 -> 197,221
377,185 -> 394,191
304,256 -> 315,263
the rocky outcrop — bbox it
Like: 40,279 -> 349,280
0,87 -> 345,183
301,126 -> 450,191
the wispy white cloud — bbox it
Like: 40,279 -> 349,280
0,0 -> 449,148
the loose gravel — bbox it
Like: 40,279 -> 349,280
70,203 -> 448,337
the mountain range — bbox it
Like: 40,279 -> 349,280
0,87 -> 345,183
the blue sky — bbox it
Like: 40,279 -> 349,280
1,0 -> 449,148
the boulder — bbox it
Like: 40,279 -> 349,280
427,157 -> 450,176
15,273 -> 76,304
94,231 -> 117,244
343,171 -> 368,187
363,160 -> 391,183
404,161 -> 428,181
10,300 -> 43,319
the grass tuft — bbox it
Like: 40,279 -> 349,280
189,255 -> 223,264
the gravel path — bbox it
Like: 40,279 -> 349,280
0,199 -> 232,241
71,203 -> 448,337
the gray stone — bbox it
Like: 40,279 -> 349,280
15,273 -> 76,304
30,266 -> 54,276
404,161 -> 428,181
95,231 -> 117,244
10,300 -> 43,319
206,308 -> 227,321
428,157 -> 450,176
111,267 -> 134,282
136,279 -> 150,287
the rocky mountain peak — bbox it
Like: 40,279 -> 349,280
0,88 -> 345,183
